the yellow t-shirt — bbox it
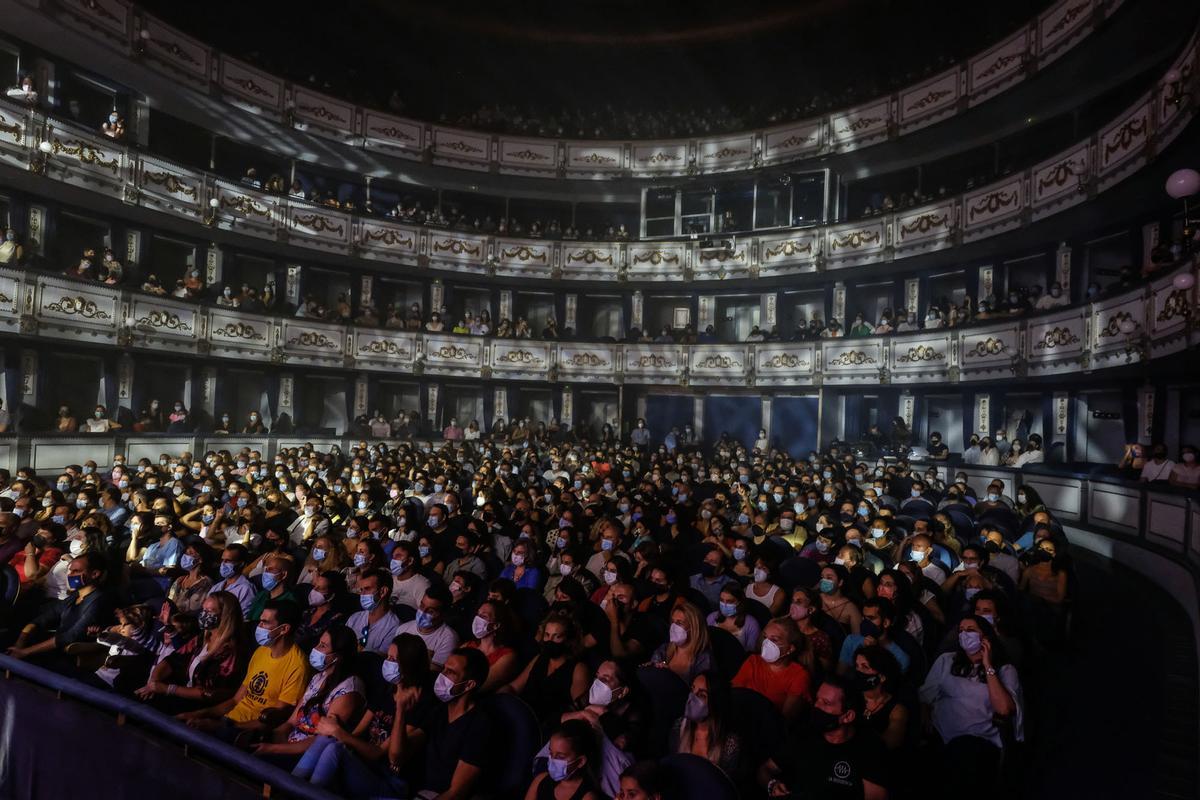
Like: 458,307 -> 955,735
225,644 -> 309,724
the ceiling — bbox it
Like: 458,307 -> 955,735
139,0 -> 1051,129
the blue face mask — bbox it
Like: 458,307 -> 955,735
911,490 -> 921,498
51,514 -> 66,525
312,547 -> 326,562
857,507 -> 869,517
718,601 -> 738,617
219,562 -> 236,579
180,554 -> 197,570
353,553 -> 367,567
600,539 -> 614,551
381,660 -> 402,684
418,545 -> 431,558
818,578 -> 836,594
237,498 -> 248,508
547,757 -> 575,783
416,610 -> 434,629
261,571 -> 280,590
67,574 -> 85,591
308,649 -> 331,671
732,547 -> 747,561
359,592 -> 377,611
202,513 -> 214,523
254,624 -> 276,647
737,513 -> 750,525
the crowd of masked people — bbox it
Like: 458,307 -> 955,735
0,429 -> 1075,799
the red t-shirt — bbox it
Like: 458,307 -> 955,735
732,654 -> 813,710
10,547 -> 63,584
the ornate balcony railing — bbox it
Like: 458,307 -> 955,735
3,257 -> 1195,387
34,0 -> 1128,178
3,22 -> 1195,285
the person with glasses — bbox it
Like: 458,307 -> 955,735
178,600 -> 308,741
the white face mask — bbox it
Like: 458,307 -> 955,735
760,638 -> 782,664
588,677 -> 614,707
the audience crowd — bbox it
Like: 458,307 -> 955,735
0,419 -> 1109,799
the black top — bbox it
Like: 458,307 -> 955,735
419,703 -> 491,794
31,588 -> 113,648
535,773 -> 601,800
773,730 -> 888,800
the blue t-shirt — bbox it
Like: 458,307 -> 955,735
838,633 -> 911,673
141,537 -> 183,569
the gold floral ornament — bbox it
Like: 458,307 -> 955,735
437,140 -> 484,154
977,52 -> 1021,81
963,337 -> 1008,358
1156,289 -> 1192,323
363,228 -> 414,248
495,350 -> 545,366
566,249 -> 613,266
142,170 -> 198,199
152,39 -> 201,66
830,230 -> 881,251
221,195 -> 272,218
44,295 -> 111,319
760,353 -> 810,369
1047,0 -> 1090,37
432,344 -> 473,360
0,111 -> 22,143
500,246 -> 547,263
563,352 -> 610,367
640,152 -> 681,164
1097,311 -> 1136,338
573,153 -> 618,165
432,239 -> 482,257
769,133 -> 817,151
1037,159 -> 1081,193
968,189 -> 1019,220
696,354 -> 742,369
1034,327 -> 1081,349
369,125 -> 416,141
828,350 -> 877,366
286,331 -> 338,349
212,322 -> 265,340
897,345 -> 945,362
704,147 -> 748,160
899,213 -> 949,237
228,76 -> 272,98
51,138 -> 119,174
1103,117 -> 1148,160
906,89 -> 953,113
505,149 -> 549,161
631,250 -> 681,266
837,116 -> 884,135
699,249 -> 745,263
358,339 -> 410,357
134,310 -> 192,332
631,354 -> 674,369
297,105 -> 347,125
294,214 -> 345,236
763,240 -> 812,259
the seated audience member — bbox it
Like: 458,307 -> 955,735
345,568 -> 402,655
394,583 -> 460,667
669,670 -> 743,779
759,676 -> 889,799
179,600 -> 309,739
6,552 -> 113,666
524,719 -> 605,800
732,617 -> 814,720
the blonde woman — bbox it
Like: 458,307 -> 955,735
648,600 -> 713,683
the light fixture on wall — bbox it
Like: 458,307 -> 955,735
30,128 -> 53,175
1165,168 -> 1199,252
202,197 -> 220,227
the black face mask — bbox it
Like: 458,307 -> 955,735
542,640 -> 567,659
809,708 -> 843,733
854,671 -> 883,692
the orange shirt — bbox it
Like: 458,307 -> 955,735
732,654 -> 813,710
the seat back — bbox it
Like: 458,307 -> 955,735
706,626 -> 748,681
480,693 -> 542,799
0,565 -> 18,606
635,665 -> 690,755
728,687 -> 786,758
659,753 -> 740,800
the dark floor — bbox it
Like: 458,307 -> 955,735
1020,550 -> 1198,800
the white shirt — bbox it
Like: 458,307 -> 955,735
391,571 -> 431,611
345,608 -> 402,655
1140,459 -> 1176,482
978,448 -> 1000,466
208,574 -> 256,615
1015,449 -> 1044,467
395,620 -> 459,666
920,652 -> 1024,748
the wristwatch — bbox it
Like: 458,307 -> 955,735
985,667 -> 997,677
